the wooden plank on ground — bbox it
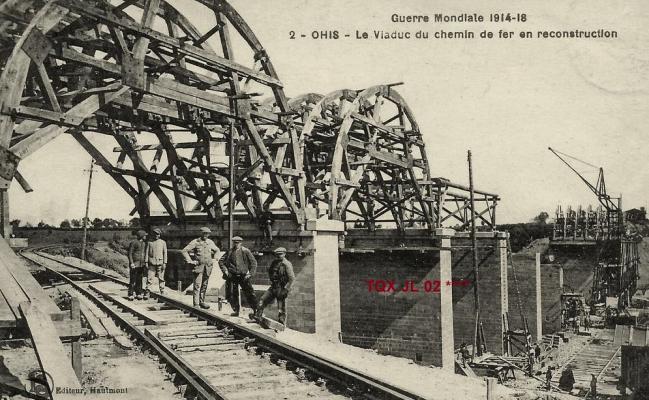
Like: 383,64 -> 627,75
455,361 -> 478,377
52,319 -> 85,339
68,291 -> 108,338
0,291 -> 17,327
19,303 -> 81,398
0,258 -> 27,322
260,316 -> 285,332
0,241 -> 61,315
98,317 -> 133,350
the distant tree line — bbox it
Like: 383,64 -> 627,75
11,217 -> 140,229
499,211 -> 553,252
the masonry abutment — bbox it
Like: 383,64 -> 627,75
498,235 -> 509,348
161,218 -> 343,338
309,218 -> 344,340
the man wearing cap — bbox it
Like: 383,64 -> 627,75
144,228 -> 167,299
127,230 -> 148,300
182,227 -> 220,309
254,247 -> 295,324
218,236 -> 258,317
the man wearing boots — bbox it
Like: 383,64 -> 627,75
144,228 -> 167,299
182,227 -> 219,309
127,230 -> 147,300
255,247 -> 295,325
218,236 -> 258,317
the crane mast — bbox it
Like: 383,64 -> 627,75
548,147 -> 624,240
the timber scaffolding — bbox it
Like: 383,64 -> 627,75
551,205 -> 640,309
548,147 -> 640,309
0,0 -> 514,375
0,0 -> 499,236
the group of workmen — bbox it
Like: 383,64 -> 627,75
126,228 -> 167,300
127,227 -> 295,324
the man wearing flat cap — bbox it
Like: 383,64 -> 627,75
218,236 -> 258,317
254,247 -> 295,325
127,230 -> 148,300
144,227 -> 167,299
182,227 -> 220,308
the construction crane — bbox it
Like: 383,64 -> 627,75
548,147 -> 638,311
548,147 -> 620,213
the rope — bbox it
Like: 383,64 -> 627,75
553,149 -> 599,169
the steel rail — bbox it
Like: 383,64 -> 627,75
23,247 -> 424,400
20,248 -> 224,400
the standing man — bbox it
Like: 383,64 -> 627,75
460,343 -> 471,367
127,230 -> 147,300
254,247 -> 295,325
545,367 -> 553,391
590,374 -> 597,398
218,236 -> 258,317
534,343 -> 542,362
144,228 -> 167,299
182,227 -> 219,309
527,349 -> 535,376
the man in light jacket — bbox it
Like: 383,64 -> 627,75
182,227 -> 219,309
144,227 -> 167,299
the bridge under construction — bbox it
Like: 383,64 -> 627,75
0,1 -> 643,399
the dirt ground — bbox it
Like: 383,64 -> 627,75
0,265 -> 181,400
74,338 -> 181,400
0,336 -> 183,400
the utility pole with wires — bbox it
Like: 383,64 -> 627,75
468,150 -> 482,358
228,121 -> 241,312
80,159 -> 95,261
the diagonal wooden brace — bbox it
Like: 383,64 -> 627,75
0,146 -> 19,189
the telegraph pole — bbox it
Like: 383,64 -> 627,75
468,150 -> 482,357
228,121 -> 241,312
228,121 -> 235,250
81,159 -> 95,261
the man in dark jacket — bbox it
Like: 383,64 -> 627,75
127,230 -> 147,300
559,367 -> 575,391
254,247 -> 295,324
182,227 -> 219,309
218,236 -> 258,317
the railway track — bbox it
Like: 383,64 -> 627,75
21,247 -> 422,400
550,329 -> 621,397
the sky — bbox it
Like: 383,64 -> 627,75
8,0 -> 649,226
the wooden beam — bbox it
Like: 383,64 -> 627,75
0,2 -> 68,148
35,63 -> 61,113
0,242 -> 63,316
154,127 -> 216,219
61,0 -> 282,87
10,84 -> 129,159
19,303 -> 82,398
71,132 -> 139,200
132,0 -> 160,59
115,133 -> 178,219
53,47 -> 236,116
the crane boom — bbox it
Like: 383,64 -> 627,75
548,147 -> 619,212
